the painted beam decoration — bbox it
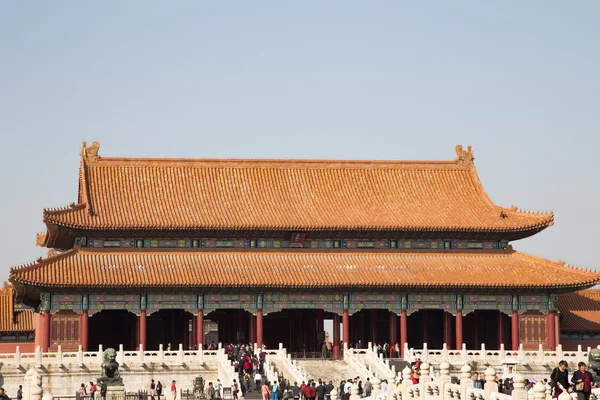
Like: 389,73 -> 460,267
264,293 -> 344,314
43,292 -> 552,315
80,237 -> 509,250
88,294 -> 141,316
50,294 -> 83,314
147,294 -> 197,315
464,295 -> 512,315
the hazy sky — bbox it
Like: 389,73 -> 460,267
1,2 -> 599,281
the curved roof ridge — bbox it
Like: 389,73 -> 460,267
9,247 -> 78,273
43,202 -> 86,215
515,251 -> 599,278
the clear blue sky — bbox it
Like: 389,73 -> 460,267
1,1 -> 599,280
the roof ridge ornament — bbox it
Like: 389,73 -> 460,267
455,144 -> 474,166
81,141 -> 100,163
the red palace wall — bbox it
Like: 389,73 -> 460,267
561,339 -> 600,351
0,342 -> 35,353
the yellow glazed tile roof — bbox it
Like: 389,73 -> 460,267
10,247 -> 597,290
41,143 -> 553,236
557,289 -> 600,332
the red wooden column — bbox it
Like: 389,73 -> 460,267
370,310 -> 377,344
555,312 -> 560,347
389,312 -> 397,354
316,309 -> 324,334
139,310 -> 147,349
422,310 -> 429,345
80,311 -> 89,351
256,309 -> 263,348
342,309 -> 350,347
35,312 -> 43,349
547,310 -> 556,349
197,310 -> 204,349
443,312 -> 452,349
249,314 -> 256,345
455,310 -> 463,350
511,310 -> 519,350
474,311 -> 481,347
333,313 -> 341,359
498,312 -> 506,347
42,310 -> 51,352
400,310 -> 407,358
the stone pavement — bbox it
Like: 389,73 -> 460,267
295,360 -> 367,383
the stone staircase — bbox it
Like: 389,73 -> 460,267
294,359 -> 369,383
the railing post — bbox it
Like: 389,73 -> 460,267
35,345 -> 42,367
117,344 -> 124,364
577,345 -> 584,362
402,366 -> 413,400
439,362 -> 451,386
545,383 -> 552,400
460,364 -> 471,400
513,373 -> 526,400
442,343 -> 449,361
518,343 -> 524,361
179,343 -> 184,364
139,344 -> 145,365
499,343 -> 506,360
15,346 -> 21,367
484,366 -> 498,400
350,384 -> 360,400
538,344 -> 545,363
77,345 -> 84,366
556,344 -> 563,360
330,388 -> 338,400
387,372 -> 396,400
534,382 -> 546,400
159,343 -> 165,364
423,342 -> 429,362
461,343 -> 467,362
57,345 -> 63,367
421,362 -> 431,382
371,378 -> 381,400
481,343 -> 486,362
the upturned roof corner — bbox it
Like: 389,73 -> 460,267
81,141 -> 101,163
455,144 -> 474,166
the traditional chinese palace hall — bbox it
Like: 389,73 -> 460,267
7,142 -> 599,356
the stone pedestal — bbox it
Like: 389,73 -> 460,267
106,386 -> 126,400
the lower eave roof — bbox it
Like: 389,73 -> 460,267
9,247 -> 598,291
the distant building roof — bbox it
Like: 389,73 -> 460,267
0,282 -> 34,333
557,289 -> 600,332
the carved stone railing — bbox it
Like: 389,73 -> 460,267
343,344 -> 375,379
362,343 -> 395,378
404,343 -> 594,366
216,347 -> 237,388
0,344 -> 219,369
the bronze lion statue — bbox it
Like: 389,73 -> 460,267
589,348 -> 600,380
100,348 -> 121,382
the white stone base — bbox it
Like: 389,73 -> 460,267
106,386 -> 126,400
0,362 -> 218,398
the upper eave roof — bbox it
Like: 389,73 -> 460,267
9,247 -> 597,291
557,289 -> 600,332
41,142 -> 554,237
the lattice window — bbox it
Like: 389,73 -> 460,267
51,312 -> 80,346
520,312 -> 547,346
